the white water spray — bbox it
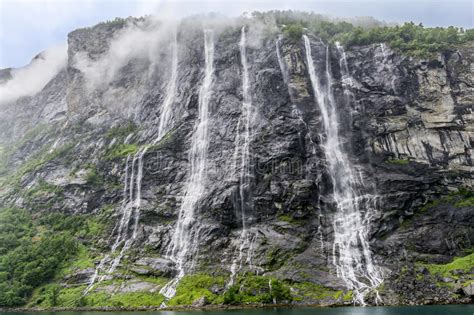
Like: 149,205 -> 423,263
160,29 -> 214,299
276,35 -> 289,85
229,26 -> 256,285
276,36 -> 317,157
84,147 -> 147,294
85,33 -> 180,295
156,34 -> 179,142
380,43 -> 387,60
303,35 -> 383,305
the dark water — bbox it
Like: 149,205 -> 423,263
1,305 -> 474,315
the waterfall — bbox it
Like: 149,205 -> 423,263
275,35 -> 289,85
276,36 -> 317,160
380,43 -> 387,60
156,33 -> 179,142
84,147 -> 147,293
160,29 -> 214,299
303,35 -> 383,305
335,42 -> 355,94
376,43 -> 396,94
229,26 -> 255,285
84,33 -> 179,295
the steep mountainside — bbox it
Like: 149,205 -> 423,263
0,13 -> 472,309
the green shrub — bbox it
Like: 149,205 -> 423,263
223,274 -> 292,305
168,273 -> 226,306
105,143 -> 138,160
283,23 -> 304,41
0,231 -> 77,306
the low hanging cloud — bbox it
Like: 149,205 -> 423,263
73,18 -> 177,91
0,44 -> 67,104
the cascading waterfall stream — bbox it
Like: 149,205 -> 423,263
84,34 -> 180,295
84,147 -> 147,294
377,43 -> 396,94
275,35 -> 289,85
160,29 -> 214,299
156,33 -> 179,142
303,35 -> 383,305
275,36 -> 317,159
229,26 -> 255,285
380,43 -> 387,60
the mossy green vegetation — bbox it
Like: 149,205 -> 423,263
425,253 -> 474,279
277,214 -> 299,224
401,188 -> 473,231
0,211 -> 77,306
103,122 -> 140,160
30,281 -> 166,308
421,188 -> 474,213
290,281 -> 344,302
58,244 -> 95,278
0,201 -> 111,307
455,195 -> 474,208
223,274 -> 291,305
105,143 -> 139,160
81,289 -> 166,308
282,23 -> 304,41
20,267 -> 352,308
84,163 -> 104,186
168,273 -> 226,306
386,158 -> 410,165
254,11 -> 474,57
22,179 -> 64,211
0,124 -> 49,177
0,141 -> 75,191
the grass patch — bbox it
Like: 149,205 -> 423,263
223,274 -> 292,305
0,142 -> 75,191
105,144 -> 139,160
168,273 -> 226,306
455,196 -> 474,208
425,253 -> 474,279
420,188 -> 473,213
386,158 -> 409,165
278,214 -> 298,224
290,281 -> 344,302
31,279 -> 166,308
84,163 -> 103,186
58,244 -> 95,279
86,290 -> 165,307
0,124 -> 49,176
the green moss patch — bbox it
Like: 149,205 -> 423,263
223,274 -> 291,305
386,158 -> 410,165
420,188 -> 474,213
105,143 -> 139,160
290,281 -> 344,302
30,282 -> 166,308
168,273 -> 226,306
425,253 -> 474,279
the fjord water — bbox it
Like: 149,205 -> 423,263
1,305 -> 473,315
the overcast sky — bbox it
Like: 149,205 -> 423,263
0,0 -> 473,68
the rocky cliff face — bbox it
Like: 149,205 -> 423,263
0,15 -> 472,308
